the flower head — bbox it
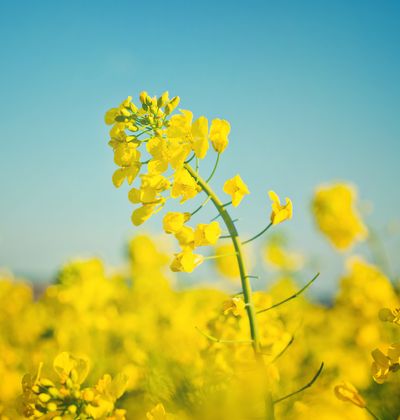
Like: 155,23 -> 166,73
334,382 -> 365,408
170,250 -> 204,273
269,191 -> 292,225
210,119 -> 230,153
223,175 -> 250,207
194,221 -> 222,246
163,212 -> 190,234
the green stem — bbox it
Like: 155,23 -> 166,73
242,222 -> 273,245
273,362 -> 324,404
257,273 -> 320,314
365,406 -> 381,420
206,152 -> 220,183
185,163 -> 262,354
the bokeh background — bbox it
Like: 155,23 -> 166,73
1,0 -> 399,296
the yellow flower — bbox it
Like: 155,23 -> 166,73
214,244 -> 240,279
312,183 -> 368,250
269,191 -> 292,225
112,164 -> 141,188
167,110 -> 209,159
146,136 -> 190,174
163,212 -> 190,234
264,243 -> 303,272
371,349 -> 391,384
131,204 -> 157,226
146,403 -> 167,420
170,250 -> 204,273
194,222 -> 222,246
334,382 -> 365,408
223,297 -> 246,317
223,175 -> 250,207
175,226 -> 195,249
210,119 -> 230,153
128,174 -> 170,205
379,307 -> 400,325
113,142 -> 140,167
171,169 -> 200,203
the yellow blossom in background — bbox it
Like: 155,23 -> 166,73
170,249 -> 204,273
269,190 -> 293,225
378,307 -> 400,325
146,403 -> 167,420
194,221 -> 222,246
334,382 -> 365,408
312,183 -> 368,250
371,348 -> 391,383
210,119 -> 231,153
223,174 -> 250,207
223,297 -> 246,317
264,242 -> 303,272
214,244 -> 240,279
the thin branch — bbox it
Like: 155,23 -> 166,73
206,152 -> 220,183
273,362 -> 324,404
257,273 -> 320,314
190,196 -> 211,217
242,222 -> 272,245
195,327 -> 253,345
365,406 -> 381,420
271,335 -> 295,363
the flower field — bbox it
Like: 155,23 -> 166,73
1,91 -> 399,419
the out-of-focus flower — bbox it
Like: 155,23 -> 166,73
223,297 -> 246,317
334,382 -> 365,408
312,183 -> 367,250
146,403 -> 167,420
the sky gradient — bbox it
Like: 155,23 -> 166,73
0,0 -> 399,296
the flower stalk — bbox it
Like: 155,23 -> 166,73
185,163 -> 263,354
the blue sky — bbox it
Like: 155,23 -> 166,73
0,0 -> 399,295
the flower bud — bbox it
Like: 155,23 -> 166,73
139,91 -> 149,104
157,91 -> 169,107
165,96 -> 180,115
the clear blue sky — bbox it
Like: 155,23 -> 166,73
0,0 -> 399,295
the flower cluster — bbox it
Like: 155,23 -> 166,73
312,183 -> 367,250
105,91 -> 231,227
20,352 -> 127,419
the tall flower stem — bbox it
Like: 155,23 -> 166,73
185,163 -> 263,355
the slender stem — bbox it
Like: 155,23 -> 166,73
270,335 -> 295,362
365,406 -> 381,420
242,222 -> 273,245
257,273 -> 320,314
204,253 -> 238,260
273,362 -> 324,404
206,152 -> 220,183
190,196 -> 211,217
185,163 -> 263,354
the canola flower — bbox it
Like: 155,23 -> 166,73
0,91 -> 397,419
104,91 -> 319,418
312,183 -> 367,250
20,352 -> 127,419
0,230 -> 399,418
